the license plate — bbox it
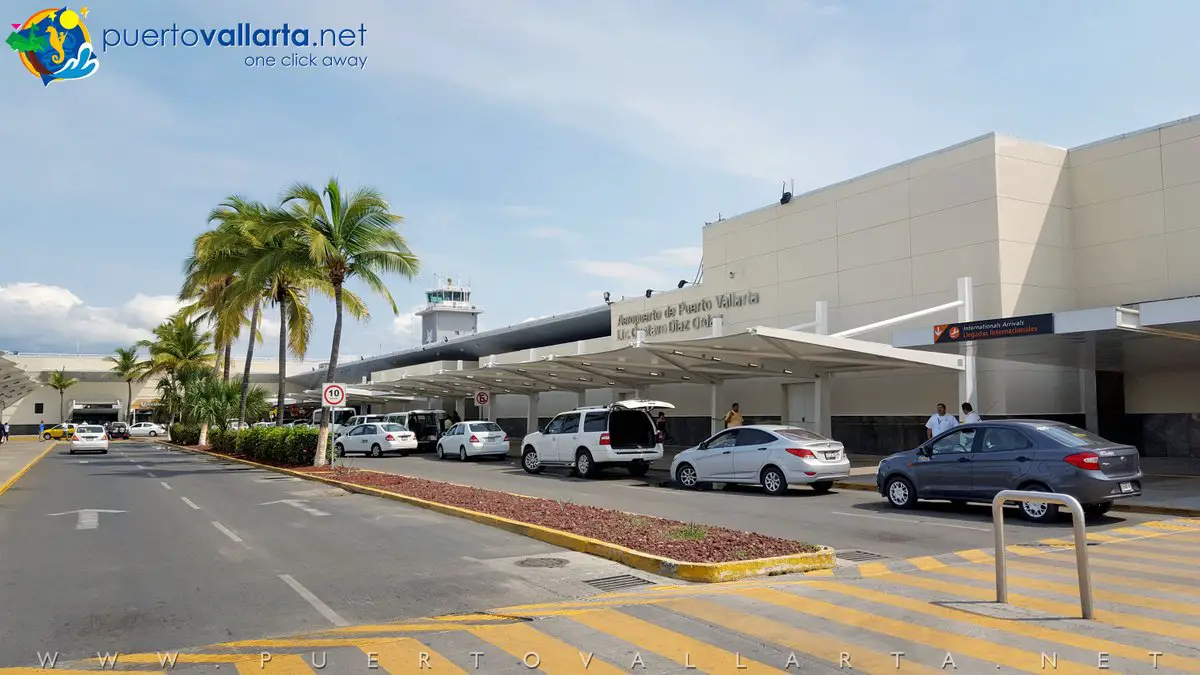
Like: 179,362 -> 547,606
823,452 -> 838,460
1120,482 -> 1134,493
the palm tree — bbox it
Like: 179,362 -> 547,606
184,372 -> 270,432
279,178 -> 419,464
105,346 -> 147,423
139,314 -> 216,428
47,368 -> 78,423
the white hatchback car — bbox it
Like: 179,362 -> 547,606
437,421 -> 509,461
333,423 -> 418,457
670,425 -> 851,495
128,422 -> 167,438
70,424 -> 110,454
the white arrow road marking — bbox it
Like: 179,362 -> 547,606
47,509 -> 126,530
279,574 -> 349,627
259,499 -> 330,516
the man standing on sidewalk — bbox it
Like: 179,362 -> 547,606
38,420 -> 45,441
926,403 -> 958,439
724,403 -> 744,429
961,402 -> 981,424
1,421 -> 8,444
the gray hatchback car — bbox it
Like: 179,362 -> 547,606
876,420 -> 1143,522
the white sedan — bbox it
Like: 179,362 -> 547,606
333,423 -> 418,457
70,425 -> 110,454
670,425 -> 851,495
437,421 -> 510,461
128,422 -> 167,438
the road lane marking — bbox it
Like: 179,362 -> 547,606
830,510 -> 991,531
181,496 -> 201,510
259,499 -> 331,517
47,509 -> 126,530
136,464 -> 146,469
212,521 -> 244,543
279,574 -> 349,627
145,471 -> 158,478
160,481 -> 172,490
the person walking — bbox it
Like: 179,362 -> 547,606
925,403 -> 958,439
724,403 -> 744,429
1,422 -> 9,444
38,420 -> 45,441
655,411 -> 668,444
960,402 -> 980,424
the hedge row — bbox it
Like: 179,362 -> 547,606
169,424 -> 318,466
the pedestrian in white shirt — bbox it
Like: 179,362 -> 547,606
926,403 -> 958,439
960,402 -> 981,424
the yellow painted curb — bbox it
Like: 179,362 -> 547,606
0,442 -> 57,499
169,442 -> 836,582
833,481 -> 876,492
1112,503 -> 1200,517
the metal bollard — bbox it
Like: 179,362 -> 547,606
992,490 -> 1094,619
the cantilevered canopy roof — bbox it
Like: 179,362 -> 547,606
0,356 -> 40,403
357,368 -> 569,397
477,325 -> 964,390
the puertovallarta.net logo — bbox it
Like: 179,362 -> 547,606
7,6 -> 98,85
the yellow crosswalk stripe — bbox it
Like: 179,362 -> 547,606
236,654 -> 315,674
952,548 -> 991,563
0,670 -> 109,674
855,561 -> 892,576
1140,520 -> 1199,531
1037,549 -> 1199,579
906,555 -> 946,571
811,578 -> 1200,673
1002,557 -> 1200,599
570,608 -> 786,673
884,569 -> 1200,643
471,621 -> 627,673
745,586 -> 1095,674
1090,545 -> 1197,567
936,563 -> 1200,617
362,639 -> 466,673
664,598 -> 943,674
1107,535 -> 1200,554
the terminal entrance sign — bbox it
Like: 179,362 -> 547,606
934,313 -> 1055,344
322,383 -> 346,407
474,391 -> 490,406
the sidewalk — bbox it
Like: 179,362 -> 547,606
0,440 -> 55,497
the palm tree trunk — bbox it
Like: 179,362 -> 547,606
238,300 -> 261,425
314,283 -> 345,466
276,296 -> 288,427
126,380 -> 132,423
60,390 -> 65,423
223,342 -> 233,381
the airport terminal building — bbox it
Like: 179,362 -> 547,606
8,114 -> 1200,461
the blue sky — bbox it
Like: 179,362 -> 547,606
4,0 -> 1200,358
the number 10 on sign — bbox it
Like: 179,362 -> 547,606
322,383 -> 346,407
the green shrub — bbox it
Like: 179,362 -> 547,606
170,424 -> 201,446
209,426 -> 317,465
209,429 -> 236,454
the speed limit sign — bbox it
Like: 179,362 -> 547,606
322,383 -> 346,407
474,391 -> 490,406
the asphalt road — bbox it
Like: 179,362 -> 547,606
348,451 -> 1160,559
0,441 -> 611,667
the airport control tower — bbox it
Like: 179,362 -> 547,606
415,276 -> 482,345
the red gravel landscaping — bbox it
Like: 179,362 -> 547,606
197,447 -> 819,563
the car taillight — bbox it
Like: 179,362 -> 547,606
469,435 -> 480,443
502,435 -> 509,442
385,434 -> 395,441
656,430 -> 663,444
71,435 -> 79,441
599,432 -> 611,445
786,448 -> 815,459
1065,451 -> 1101,470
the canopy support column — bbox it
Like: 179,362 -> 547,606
957,276 -> 977,412
815,373 -> 833,437
710,384 -> 721,436
526,392 -> 540,436
1080,336 -> 1099,433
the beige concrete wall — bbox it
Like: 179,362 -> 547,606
1124,369 -> 1200,413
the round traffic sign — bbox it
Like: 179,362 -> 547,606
474,391 -> 490,406
322,383 -> 346,407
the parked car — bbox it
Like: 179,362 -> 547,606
70,424 -> 109,454
520,400 -> 672,478
876,420 -> 1143,522
105,422 -> 130,440
128,422 -> 167,438
333,423 -> 418,457
670,425 -> 850,495
251,421 -> 274,428
339,415 -> 388,436
384,410 -> 450,452
311,406 -> 357,438
42,423 -> 76,440
437,421 -> 509,461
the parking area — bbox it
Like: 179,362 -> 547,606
342,451 -> 1163,561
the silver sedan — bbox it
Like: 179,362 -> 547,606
670,425 -> 851,495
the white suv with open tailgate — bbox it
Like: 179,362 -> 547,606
520,400 -> 672,478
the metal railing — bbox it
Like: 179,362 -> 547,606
992,490 -> 1094,619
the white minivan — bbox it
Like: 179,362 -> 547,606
520,400 -> 672,478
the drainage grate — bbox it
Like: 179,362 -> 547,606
836,550 -> 887,562
516,557 -> 570,568
585,574 -> 655,592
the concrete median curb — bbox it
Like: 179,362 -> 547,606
833,480 -> 877,493
168,442 -> 837,583
0,442 -> 57,499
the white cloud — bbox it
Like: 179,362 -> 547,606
0,283 -> 180,352
391,305 -> 425,343
574,245 -> 704,295
495,205 -> 556,219
521,225 -> 578,241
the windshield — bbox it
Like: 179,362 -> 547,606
1037,424 -> 1111,448
79,426 -> 104,433
470,423 -> 503,433
776,428 -> 827,442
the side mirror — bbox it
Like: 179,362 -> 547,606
918,445 -> 932,457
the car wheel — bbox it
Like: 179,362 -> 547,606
675,463 -> 699,489
437,444 -> 444,460
335,444 -> 345,457
576,450 -> 598,478
68,448 -> 75,455
628,461 -> 650,477
761,466 -> 788,496
100,449 -> 108,455
149,431 -> 157,437
43,433 -> 51,440
810,480 -> 833,494
885,476 -> 917,509
1018,483 -> 1059,523
370,444 -> 382,458
1084,501 -> 1113,518
459,446 -> 469,461
521,447 -> 543,474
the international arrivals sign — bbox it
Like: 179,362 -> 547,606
934,313 -> 1055,344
